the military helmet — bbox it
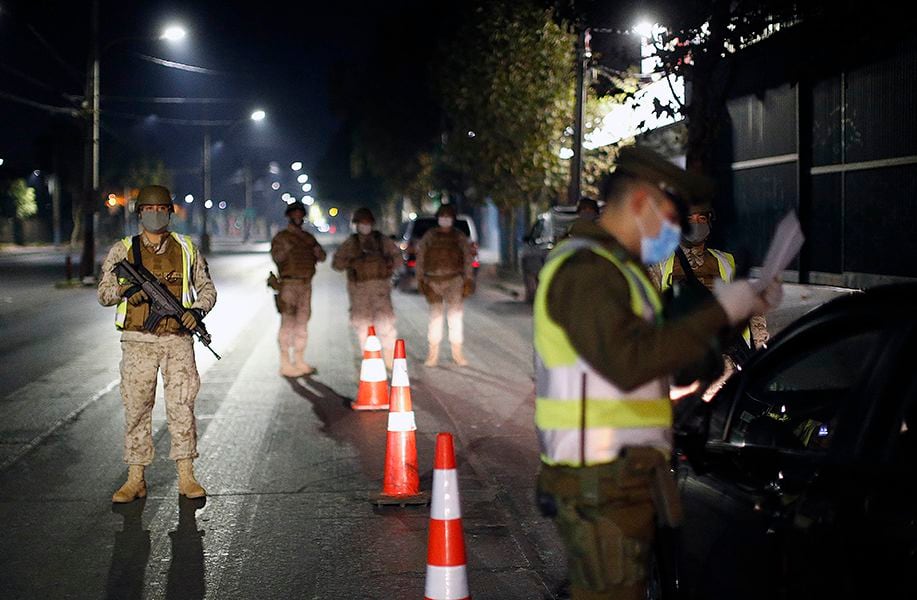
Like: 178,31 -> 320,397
687,197 -> 716,221
285,201 -> 306,215
352,207 -> 375,223
436,203 -> 457,218
135,185 -> 174,213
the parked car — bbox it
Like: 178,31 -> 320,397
394,214 -> 479,292
519,206 -> 579,302
657,283 -> 917,600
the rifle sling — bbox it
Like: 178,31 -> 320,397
131,235 -> 143,267
675,246 -> 703,289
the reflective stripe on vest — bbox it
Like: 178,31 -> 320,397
659,248 -> 751,348
115,232 -> 196,329
534,238 -> 672,467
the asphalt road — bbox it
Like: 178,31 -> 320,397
0,244 -> 566,599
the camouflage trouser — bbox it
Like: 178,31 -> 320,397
278,281 -> 312,354
538,459 -> 657,600
348,279 -> 397,358
424,275 -> 464,345
119,336 -> 200,465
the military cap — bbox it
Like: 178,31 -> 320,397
614,146 -> 714,223
135,185 -> 174,213
352,207 -> 375,223
285,201 -> 307,215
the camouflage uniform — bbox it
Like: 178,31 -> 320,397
415,227 -> 473,348
331,231 -> 402,361
98,233 -> 216,465
270,224 -> 327,367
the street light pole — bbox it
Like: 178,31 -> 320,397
243,163 -> 253,242
567,26 -> 590,207
201,128 -> 211,254
79,0 -> 100,281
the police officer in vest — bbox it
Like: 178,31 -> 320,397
651,198 -> 768,357
533,147 -> 783,599
98,184 -> 217,503
271,201 -> 327,377
649,198 -> 769,401
415,203 -> 475,367
332,207 -> 402,368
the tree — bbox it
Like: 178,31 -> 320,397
437,0 -> 575,211
645,0 -> 809,175
10,179 -> 37,220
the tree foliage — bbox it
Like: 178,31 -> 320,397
9,179 -> 37,220
646,0 -> 811,173
436,0 -> 574,209
124,158 -> 173,191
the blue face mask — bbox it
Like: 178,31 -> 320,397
637,200 -> 681,265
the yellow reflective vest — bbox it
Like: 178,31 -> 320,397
659,248 -> 752,349
534,239 -> 672,467
115,232 -> 196,329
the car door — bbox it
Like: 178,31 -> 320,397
676,309 -> 900,600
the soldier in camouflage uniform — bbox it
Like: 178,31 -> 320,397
415,204 -> 475,367
331,207 -> 402,368
270,201 -> 327,377
98,185 -> 216,503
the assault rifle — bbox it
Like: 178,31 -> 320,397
114,259 -> 221,359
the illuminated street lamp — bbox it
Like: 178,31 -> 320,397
251,109 -> 266,121
296,174 -> 308,184
160,25 -> 187,41
291,161 -> 303,171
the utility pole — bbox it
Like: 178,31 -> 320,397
567,26 -> 591,206
243,163 -> 253,242
201,129 -> 211,254
80,0 -> 100,281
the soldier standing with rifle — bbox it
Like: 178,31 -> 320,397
98,185 -> 217,503
270,201 -> 327,377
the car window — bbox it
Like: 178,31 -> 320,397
727,329 -> 883,452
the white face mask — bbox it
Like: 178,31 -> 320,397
438,217 -> 454,228
357,223 -> 373,236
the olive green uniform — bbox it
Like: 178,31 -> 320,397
332,231 -> 403,355
415,227 -> 474,346
270,224 -> 326,360
98,233 -> 217,465
537,222 -> 728,600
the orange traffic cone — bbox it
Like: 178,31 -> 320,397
424,432 -> 469,600
371,339 -> 429,506
352,325 -> 390,411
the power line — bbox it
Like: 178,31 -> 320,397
0,89 -> 80,116
101,95 -> 247,104
135,53 -> 234,76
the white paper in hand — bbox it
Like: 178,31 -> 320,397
752,211 -> 805,293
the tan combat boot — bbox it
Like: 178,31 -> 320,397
279,348 -> 300,377
451,342 -> 468,367
112,465 -> 146,503
424,344 -> 440,367
293,344 -> 314,376
176,459 -> 207,498
383,347 -> 394,371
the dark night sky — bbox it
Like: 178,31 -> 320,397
0,0 -> 408,200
